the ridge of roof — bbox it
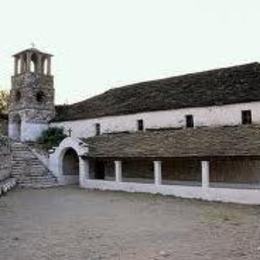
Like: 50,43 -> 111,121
54,62 -> 260,122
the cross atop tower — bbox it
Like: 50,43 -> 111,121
31,42 -> 36,48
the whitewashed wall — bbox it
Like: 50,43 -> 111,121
81,180 -> 260,205
51,101 -> 260,138
9,121 -> 48,142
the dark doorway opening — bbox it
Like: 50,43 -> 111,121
94,161 -> 105,179
62,148 -> 79,176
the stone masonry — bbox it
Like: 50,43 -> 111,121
0,137 -> 16,195
0,114 -> 8,135
9,73 -> 55,123
8,48 -> 55,142
0,137 -> 11,182
11,142 -> 58,188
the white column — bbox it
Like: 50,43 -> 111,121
79,158 -> 90,187
201,161 -> 210,188
47,57 -> 51,75
154,161 -> 162,185
20,54 -> 24,73
14,57 -> 18,75
115,160 -> 122,182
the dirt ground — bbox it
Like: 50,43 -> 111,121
0,187 -> 260,260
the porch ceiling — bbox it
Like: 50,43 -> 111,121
82,125 -> 260,159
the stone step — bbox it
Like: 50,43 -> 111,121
12,156 -> 38,160
11,142 -> 58,188
12,166 -> 46,170
19,183 -> 61,189
0,178 -> 17,196
12,163 -> 45,166
18,177 -> 57,183
18,177 -> 57,182
19,174 -> 56,178
19,179 -> 57,184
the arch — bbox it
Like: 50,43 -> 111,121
12,114 -> 22,141
49,137 -> 89,185
62,148 -> 79,176
30,53 -> 38,73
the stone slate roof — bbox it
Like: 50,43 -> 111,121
54,62 -> 260,122
83,125 -> 260,158
13,48 -> 53,57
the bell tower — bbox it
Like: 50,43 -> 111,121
8,48 -> 55,142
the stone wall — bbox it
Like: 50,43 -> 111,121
0,137 -> 11,182
0,114 -> 8,136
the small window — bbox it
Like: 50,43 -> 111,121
15,91 -> 21,102
36,91 -> 45,103
137,119 -> 144,131
95,123 -> 101,136
242,110 -> 252,125
186,115 -> 194,128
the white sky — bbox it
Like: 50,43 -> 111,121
1,0 -> 260,104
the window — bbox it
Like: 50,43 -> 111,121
36,91 -> 45,103
242,110 -> 252,125
186,115 -> 194,128
137,119 -> 144,131
95,123 -> 101,136
15,91 -> 21,102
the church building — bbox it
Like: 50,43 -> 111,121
6,47 -> 260,204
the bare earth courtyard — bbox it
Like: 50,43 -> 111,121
1,187 -> 260,260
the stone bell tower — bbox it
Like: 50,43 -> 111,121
8,48 -> 55,142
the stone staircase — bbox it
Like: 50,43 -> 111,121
11,142 -> 58,188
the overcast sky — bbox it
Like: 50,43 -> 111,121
1,0 -> 260,104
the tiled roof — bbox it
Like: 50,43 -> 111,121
83,125 -> 260,158
54,62 -> 260,121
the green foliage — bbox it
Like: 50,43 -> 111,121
37,127 -> 67,150
0,90 -> 9,114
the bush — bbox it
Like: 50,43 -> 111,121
37,127 -> 67,150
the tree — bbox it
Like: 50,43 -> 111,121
37,127 -> 67,150
0,90 -> 9,114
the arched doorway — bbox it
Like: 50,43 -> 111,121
12,114 -> 21,141
62,148 -> 79,179
49,137 -> 90,186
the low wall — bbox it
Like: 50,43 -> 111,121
81,179 -> 260,205
0,137 -> 11,182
